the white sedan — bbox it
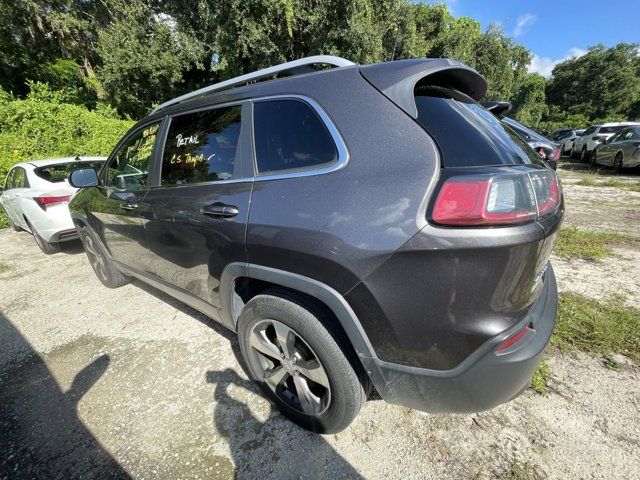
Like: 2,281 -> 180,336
1,157 -> 106,254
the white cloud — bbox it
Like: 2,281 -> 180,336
513,13 -> 537,37
528,47 -> 588,77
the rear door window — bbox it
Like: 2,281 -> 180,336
161,105 -> 243,185
12,167 -> 29,188
4,169 -> 16,189
414,87 -> 542,167
253,99 -> 338,174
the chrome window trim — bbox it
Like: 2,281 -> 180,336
251,94 -> 349,181
144,94 -> 349,190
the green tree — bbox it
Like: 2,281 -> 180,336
546,43 -> 640,121
510,73 -> 547,128
96,1 -> 206,117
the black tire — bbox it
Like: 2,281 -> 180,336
580,147 -> 588,163
614,152 -> 624,171
79,226 -> 130,288
237,290 -> 368,433
26,219 -> 60,254
589,149 -> 598,168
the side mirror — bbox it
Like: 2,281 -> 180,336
69,168 -> 98,188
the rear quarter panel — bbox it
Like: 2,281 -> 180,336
245,68 -> 440,294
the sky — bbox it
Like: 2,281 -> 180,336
438,0 -> 640,77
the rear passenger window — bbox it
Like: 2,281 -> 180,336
161,106 -> 242,185
12,168 -> 28,188
253,100 -> 338,174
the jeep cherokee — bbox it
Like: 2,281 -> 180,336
68,56 -> 563,433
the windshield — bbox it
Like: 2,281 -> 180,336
34,161 -> 105,183
414,86 -> 543,167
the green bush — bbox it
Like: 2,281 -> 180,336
0,90 -> 133,181
0,88 -> 133,228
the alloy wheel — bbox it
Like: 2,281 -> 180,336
614,153 -> 623,170
249,319 -> 331,416
83,234 -> 107,281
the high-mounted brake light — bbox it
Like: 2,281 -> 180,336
34,195 -> 71,210
432,169 -> 560,227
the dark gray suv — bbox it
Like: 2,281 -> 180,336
68,56 -> 563,433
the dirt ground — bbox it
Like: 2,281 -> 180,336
1,161 -> 639,479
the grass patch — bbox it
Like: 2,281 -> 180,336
507,460 -> 538,480
530,360 -> 551,395
553,292 -> 640,362
576,176 -> 640,192
554,225 -> 630,261
0,259 -> 13,274
0,210 -> 9,229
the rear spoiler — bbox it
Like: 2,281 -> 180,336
359,58 -> 487,118
481,100 -> 512,119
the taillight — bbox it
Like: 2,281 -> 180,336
496,323 -> 533,353
34,195 -> 71,210
529,169 -> 560,216
432,169 -> 560,227
553,149 -> 560,161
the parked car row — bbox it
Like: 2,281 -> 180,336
551,122 -> 640,170
571,122 -> 640,163
0,56 -> 562,434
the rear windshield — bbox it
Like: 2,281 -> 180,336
600,126 -> 627,134
415,86 -> 542,167
34,161 -> 105,183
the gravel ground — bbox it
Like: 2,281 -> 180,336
1,164 -> 639,479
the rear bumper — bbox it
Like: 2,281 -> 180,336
363,264 -> 557,413
27,202 -> 76,242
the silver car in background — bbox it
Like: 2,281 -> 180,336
572,122 -> 640,162
592,126 -> 640,170
0,156 -> 106,254
557,129 -> 585,156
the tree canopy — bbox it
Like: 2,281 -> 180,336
0,0 -> 638,129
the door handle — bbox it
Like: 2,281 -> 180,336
201,202 -> 239,218
120,202 -> 139,211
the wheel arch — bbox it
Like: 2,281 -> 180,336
220,263 -> 377,361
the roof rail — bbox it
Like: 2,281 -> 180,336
152,55 -> 355,113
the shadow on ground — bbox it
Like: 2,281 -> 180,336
130,278 -> 364,478
206,368 -> 364,479
0,312 -> 130,479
